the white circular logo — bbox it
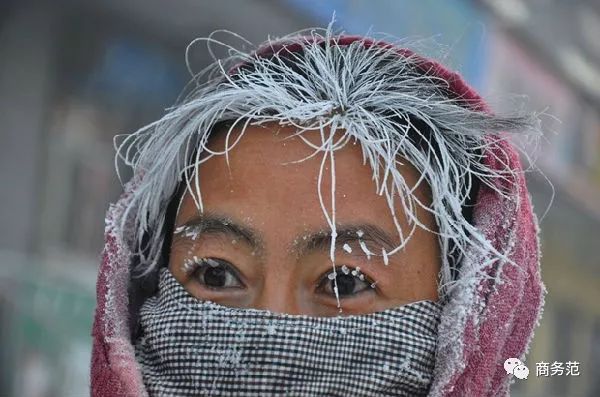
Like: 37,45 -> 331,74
504,358 -> 522,374
513,364 -> 529,380
504,358 -> 529,380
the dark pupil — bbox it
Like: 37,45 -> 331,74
334,274 -> 356,296
204,265 -> 226,287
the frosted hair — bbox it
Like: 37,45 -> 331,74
115,28 -> 541,301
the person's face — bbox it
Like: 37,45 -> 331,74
169,123 -> 440,316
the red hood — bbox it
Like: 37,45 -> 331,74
90,36 -> 545,397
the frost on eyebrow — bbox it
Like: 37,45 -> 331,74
172,213 -> 264,255
116,24 -> 543,307
293,225 -> 396,258
174,225 -> 201,240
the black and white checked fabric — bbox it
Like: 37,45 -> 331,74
134,269 -> 442,396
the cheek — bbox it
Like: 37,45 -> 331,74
374,260 -> 440,303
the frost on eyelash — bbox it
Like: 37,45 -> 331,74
327,266 -> 367,282
115,23 -> 544,303
182,256 -> 221,273
182,257 -> 199,273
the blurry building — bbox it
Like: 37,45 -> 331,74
290,1 -> 600,395
0,1 -> 310,395
479,1 -> 600,396
0,1 -> 598,396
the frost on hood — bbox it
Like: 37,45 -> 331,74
114,24 -> 542,304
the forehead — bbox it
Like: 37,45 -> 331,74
176,123 -> 428,238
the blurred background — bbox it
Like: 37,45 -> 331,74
0,0 -> 598,396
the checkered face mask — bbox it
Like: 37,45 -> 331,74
134,268 -> 442,396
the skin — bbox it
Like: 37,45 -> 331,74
168,123 -> 440,316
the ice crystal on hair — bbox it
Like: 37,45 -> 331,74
359,240 -> 373,260
115,24 -> 542,298
382,248 -> 390,266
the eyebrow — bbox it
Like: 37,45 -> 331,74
174,212 -> 397,258
292,224 -> 398,258
174,211 -> 266,256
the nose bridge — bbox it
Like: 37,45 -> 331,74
254,266 -> 302,315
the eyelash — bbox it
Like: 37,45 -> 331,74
186,257 -> 245,289
315,265 -> 376,298
183,258 -> 376,298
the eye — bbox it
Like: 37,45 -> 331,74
189,258 -> 244,289
317,265 -> 374,298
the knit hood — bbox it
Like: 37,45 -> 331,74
90,33 -> 545,397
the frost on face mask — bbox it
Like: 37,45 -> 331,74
115,25 -> 542,304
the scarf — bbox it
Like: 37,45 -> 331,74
134,268 -> 442,396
